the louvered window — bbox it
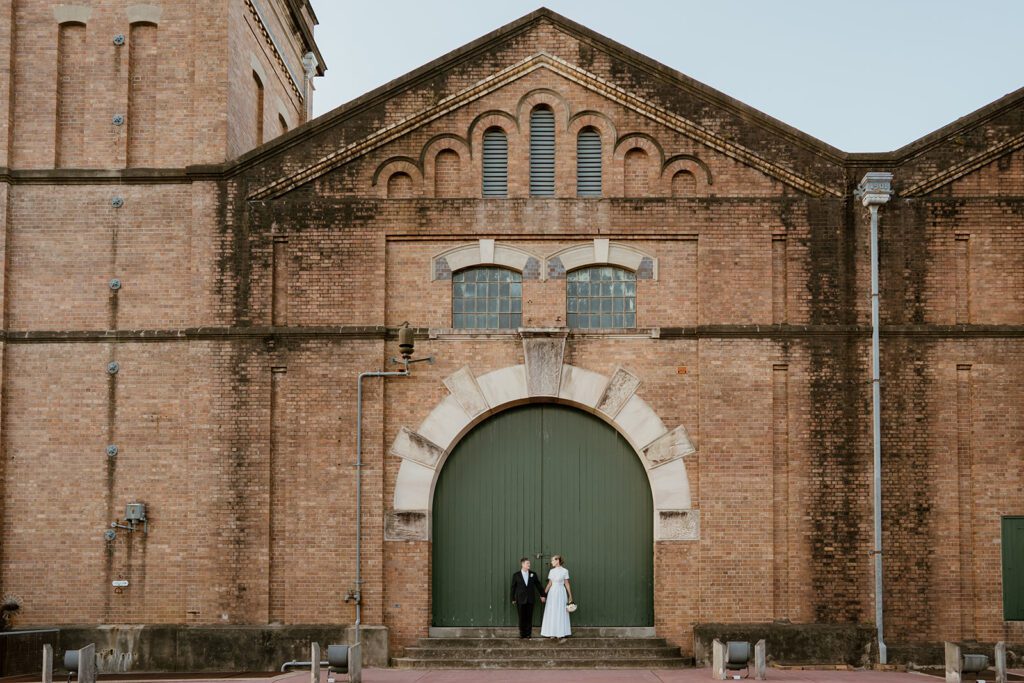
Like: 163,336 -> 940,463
482,128 -> 508,197
530,107 -> 555,196
577,128 -> 602,197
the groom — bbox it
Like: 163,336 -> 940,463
510,557 -> 546,638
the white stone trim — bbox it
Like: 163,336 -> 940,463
53,5 -> 92,23
250,55 -> 269,86
479,239 -> 495,264
388,352 -> 697,541
548,241 -> 657,278
442,366 -> 489,418
432,242 -> 541,280
643,425 -> 696,469
126,4 -> 162,24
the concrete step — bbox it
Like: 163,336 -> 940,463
404,646 -> 683,659
392,657 -> 691,669
428,626 -> 656,638
416,637 -> 670,648
394,636 -> 691,669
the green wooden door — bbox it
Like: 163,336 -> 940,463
432,404 -> 653,627
1003,517 -> 1024,621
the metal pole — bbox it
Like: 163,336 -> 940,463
355,368 -> 408,644
869,202 -> 886,665
857,171 -> 893,665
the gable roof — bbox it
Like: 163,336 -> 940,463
239,7 -> 1024,199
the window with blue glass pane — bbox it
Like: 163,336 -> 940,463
566,266 -> 636,329
452,267 -> 523,329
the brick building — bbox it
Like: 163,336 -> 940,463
0,4 -> 1022,671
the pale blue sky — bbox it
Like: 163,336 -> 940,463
308,1 -> 1023,152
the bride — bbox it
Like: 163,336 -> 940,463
540,554 -> 573,639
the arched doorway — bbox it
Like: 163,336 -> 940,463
432,403 -> 654,627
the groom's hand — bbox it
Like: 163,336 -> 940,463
541,597 -> 546,603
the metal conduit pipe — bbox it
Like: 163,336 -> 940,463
353,323 -> 432,645
856,171 -> 893,664
280,660 -> 329,672
355,367 -> 408,643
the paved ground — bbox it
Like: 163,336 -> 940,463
67,669 -> 1016,683
6,669 -> 1021,683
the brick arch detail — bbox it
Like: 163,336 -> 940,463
421,135 -> 471,198
387,337 -> 697,542
568,112 -> 616,196
467,111 -> 522,196
613,133 -> 666,167
662,155 -> 713,197
516,88 -> 572,130
372,157 -> 422,198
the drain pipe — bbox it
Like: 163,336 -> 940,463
353,324 -> 433,645
856,171 -> 893,665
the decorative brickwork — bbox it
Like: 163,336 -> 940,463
0,6 -> 1021,671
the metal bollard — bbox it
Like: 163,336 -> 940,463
310,643 -> 321,683
42,644 -> 54,683
712,639 -> 726,680
754,639 -> 767,680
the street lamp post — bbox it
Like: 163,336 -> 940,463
856,171 -> 893,665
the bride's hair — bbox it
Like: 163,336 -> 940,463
552,554 -> 564,567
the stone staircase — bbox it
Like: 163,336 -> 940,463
392,627 -> 691,669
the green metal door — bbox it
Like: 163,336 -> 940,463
1003,517 -> 1024,621
432,404 -> 653,627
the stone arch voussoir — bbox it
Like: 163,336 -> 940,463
387,334 -> 697,542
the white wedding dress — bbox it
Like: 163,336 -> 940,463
540,566 -> 571,637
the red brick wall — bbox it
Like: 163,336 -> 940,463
0,9 -> 1021,666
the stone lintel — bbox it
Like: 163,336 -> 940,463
126,4 -> 162,24
53,5 -> 92,23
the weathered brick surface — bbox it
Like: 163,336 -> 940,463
0,7 -> 1021,667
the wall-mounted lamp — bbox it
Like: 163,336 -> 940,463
108,502 -> 148,539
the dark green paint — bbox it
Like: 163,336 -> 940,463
1003,516 -> 1024,621
432,404 -> 653,627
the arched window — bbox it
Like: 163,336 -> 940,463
482,128 -> 508,197
567,266 -> 636,329
529,106 -> 555,196
453,267 -> 522,329
576,128 -> 602,197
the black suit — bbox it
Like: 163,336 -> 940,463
510,569 -> 545,637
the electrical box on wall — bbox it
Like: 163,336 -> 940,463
125,503 -> 146,523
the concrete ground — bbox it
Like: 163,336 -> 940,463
33,669 -> 1017,683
